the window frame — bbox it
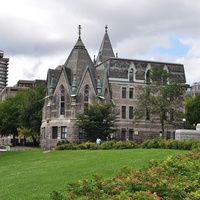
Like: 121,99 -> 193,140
122,87 -> 126,99
61,126 -> 67,139
52,126 -> 58,139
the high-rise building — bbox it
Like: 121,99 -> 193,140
0,51 -> 9,93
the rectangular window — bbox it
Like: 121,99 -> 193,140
129,129 -> 134,141
52,127 -> 58,139
121,128 -> 126,141
129,88 -> 134,99
129,106 -> 133,119
61,126 -> 67,139
122,87 -> 126,99
122,106 -> 126,119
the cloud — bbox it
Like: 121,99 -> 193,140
1,0 -> 200,86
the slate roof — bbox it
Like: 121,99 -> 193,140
95,26 -> 115,65
63,35 -> 96,86
99,58 -> 186,83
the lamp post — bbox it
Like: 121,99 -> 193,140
182,118 -> 186,129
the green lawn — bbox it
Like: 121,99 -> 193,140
0,149 -> 188,200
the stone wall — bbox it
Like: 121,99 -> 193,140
175,129 -> 200,140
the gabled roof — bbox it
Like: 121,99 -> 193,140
63,26 -> 96,87
95,25 -> 115,65
47,69 -> 61,91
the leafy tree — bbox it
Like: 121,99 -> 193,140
0,84 -> 45,146
185,95 -> 200,129
134,66 -> 186,139
76,102 -> 117,141
17,84 -> 45,145
0,96 -> 21,146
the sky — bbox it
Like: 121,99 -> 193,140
1,0 -> 200,86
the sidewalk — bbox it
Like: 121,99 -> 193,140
10,146 -> 40,151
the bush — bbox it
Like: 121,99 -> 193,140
56,138 -> 200,151
141,138 -> 200,150
51,148 -> 200,199
141,137 -> 166,149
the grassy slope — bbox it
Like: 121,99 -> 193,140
0,149 -> 188,200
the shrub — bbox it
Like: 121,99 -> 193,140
141,138 -> 200,150
51,148 -> 200,199
56,138 -> 200,151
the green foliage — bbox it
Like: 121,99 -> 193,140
0,84 -> 45,145
185,95 -> 200,128
76,102 -> 117,141
56,139 -> 200,151
56,140 -> 139,150
134,66 -> 185,139
55,148 -> 200,200
141,137 -> 200,150
17,84 -> 45,145
50,190 -> 64,200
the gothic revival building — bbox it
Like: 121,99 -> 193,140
40,26 -> 186,149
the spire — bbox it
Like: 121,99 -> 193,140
75,25 -> 85,48
105,25 -> 108,33
64,25 -> 96,88
96,25 -> 115,65
78,25 -> 81,39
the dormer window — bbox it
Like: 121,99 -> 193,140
129,68 -> 134,82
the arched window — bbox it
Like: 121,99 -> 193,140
84,85 -> 89,111
129,68 -> 134,82
60,85 -> 65,115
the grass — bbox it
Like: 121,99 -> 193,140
0,149 -> 189,200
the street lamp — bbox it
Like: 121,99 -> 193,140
182,118 -> 186,129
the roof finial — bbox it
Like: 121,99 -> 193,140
78,25 -> 81,38
105,25 -> 108,33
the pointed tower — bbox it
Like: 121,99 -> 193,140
63,25 -> 96,86
96,25 -> 115,65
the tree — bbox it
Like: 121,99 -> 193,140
185,94 -> 200,129
0,96 -> 21,146
0,84 -> 45,146
17,84 -> 45,145
134,66 -> 186,139
76,102 -> 117,141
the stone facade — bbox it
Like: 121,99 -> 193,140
40,26 -> 186,149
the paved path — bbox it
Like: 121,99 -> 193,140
10,146 -> 40,151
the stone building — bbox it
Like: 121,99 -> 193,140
0,51 -> 9,93
40,26 -> 186,149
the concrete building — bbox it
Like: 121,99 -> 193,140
40,26 -> 186,149
191,82 -> 200,96
0,51 -> 9,93
0,79 -> 46,102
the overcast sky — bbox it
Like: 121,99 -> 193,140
1,0 -> 200,86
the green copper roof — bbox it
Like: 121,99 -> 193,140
74,37 -> 85,48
